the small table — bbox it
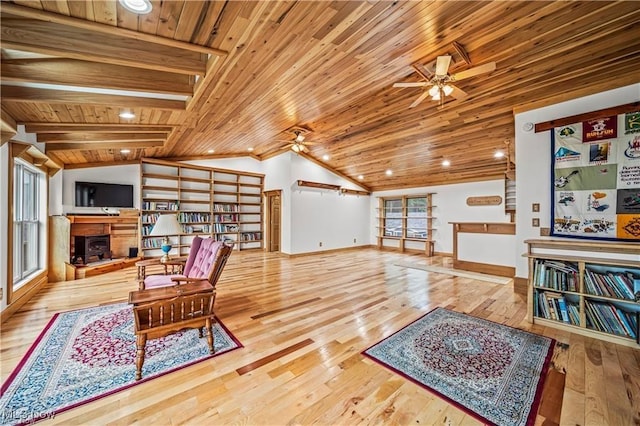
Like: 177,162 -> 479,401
135,256 -> 187,281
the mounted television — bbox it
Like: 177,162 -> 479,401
75,181 -> 134,208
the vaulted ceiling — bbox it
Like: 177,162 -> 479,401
1,1 -> 639,191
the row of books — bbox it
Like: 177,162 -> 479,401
142,201 -> 179,211
178,212 -> 211,223
141,237 -> 164,248
213,223 -> 238,233
532,259 -> 579,292
141,213 -> 159,224
214,214 -> 238,223
584,269 -> 640,301
241,232 -> 262,241
584,299 -> 638,341
214,203 -> 239,212
535,291 -> 580,325
183,224 -> 210,234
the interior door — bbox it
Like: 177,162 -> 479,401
264,190 -> 281,252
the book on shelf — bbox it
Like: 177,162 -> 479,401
535,290 -> 577,325
585,268 -> 637,300
584,299 -> 638,340
533,259 -> 578,292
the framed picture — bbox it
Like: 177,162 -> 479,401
550,111 -> 640,241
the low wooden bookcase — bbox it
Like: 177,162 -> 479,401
525,238 -> 640,348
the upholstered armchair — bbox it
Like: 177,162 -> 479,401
139,236 -> 233,290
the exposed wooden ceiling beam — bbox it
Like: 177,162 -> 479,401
534,102 -> 640,132
45,141 -> 163,151
1,4 -> 226,57
1,16 -> 207,75
37,132 -> 168,143
1,107 -> 17,145
1,86 -> 186,110
2,59 -> 194,96
24,123 -> 174,133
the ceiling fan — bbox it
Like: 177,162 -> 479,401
393,55 -> 496,108
278,126 -> 319,153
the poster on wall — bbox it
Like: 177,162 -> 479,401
551,111 -> 640,241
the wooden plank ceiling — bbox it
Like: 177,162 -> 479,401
1,1 -> 639,191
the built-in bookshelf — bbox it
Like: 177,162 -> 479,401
376,193 -> 436,256
140,159 -> 264,257
526,239 -> 640,348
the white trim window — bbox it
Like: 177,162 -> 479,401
13,160 -> 42,286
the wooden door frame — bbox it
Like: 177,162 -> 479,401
263,190 -> 281,252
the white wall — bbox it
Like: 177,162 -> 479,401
263,153 -> 294,253
1,143 -> 8,311
62,165 -> 141,214
371,179 -> 511,255
290,154 -> 370,253
514,83 -> 640,278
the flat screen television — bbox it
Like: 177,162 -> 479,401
75,181 -> 134,208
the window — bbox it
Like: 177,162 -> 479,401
13,160 -> 41,285
383,199 -> 402,236
406,197 -> 427,239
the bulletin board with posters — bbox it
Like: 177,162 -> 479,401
551,111 -> 640,241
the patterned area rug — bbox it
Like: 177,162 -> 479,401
0,303 -> 242,425
363,307 -> 554,426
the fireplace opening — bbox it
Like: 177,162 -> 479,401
73,234 -> 111,265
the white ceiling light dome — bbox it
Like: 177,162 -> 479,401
119,0 -> 152,14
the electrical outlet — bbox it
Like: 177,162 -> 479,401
353,238 -> 357,244
319,242 -> 323,247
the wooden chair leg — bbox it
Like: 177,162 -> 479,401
206,318 -> 215,355
136,334 -> 147,380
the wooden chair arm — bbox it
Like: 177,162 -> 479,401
170,276 -> 208,284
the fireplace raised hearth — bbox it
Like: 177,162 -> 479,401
73,234 -> 111,265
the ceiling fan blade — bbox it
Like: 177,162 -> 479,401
448,84 -> 468,100
412,61 -> 435,80
393,82 -> 428,87
409,91 -> 430,108
452,62 -> 496,81
435,55 -> 452,76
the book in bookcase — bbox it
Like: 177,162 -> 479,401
527,240 -> 640,348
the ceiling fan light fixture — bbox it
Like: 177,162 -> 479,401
442,84 -> 454,96
428,85 -> 439,97
119,0 -> 152,14
291,144 -> 302,153
431,91 -> 441,101
295,132 -> 305,143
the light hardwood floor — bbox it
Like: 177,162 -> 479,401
1,249 -> 639,425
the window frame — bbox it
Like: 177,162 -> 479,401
13,159 -> 41,283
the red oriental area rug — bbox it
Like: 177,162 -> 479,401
363,307 -> 555,426
0,303 -> 242,425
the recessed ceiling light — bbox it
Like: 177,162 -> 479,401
119,0 -> 152,14
494,151 -> 505,158
207,149 -> 215,154
385,169 -> 393,176
119,111 -> 135,119
442,160 -> 451,167
120,149 -> 131,154
322,154 -> 330,161
358,175 -> 364,180
247,147 -> 254,152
